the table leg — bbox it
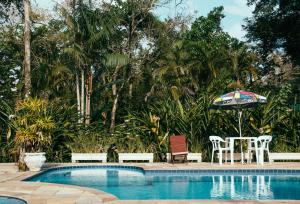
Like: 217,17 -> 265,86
230,139 -> 234,165
254,139 -> 259,165
240,138 -> 244,164
247,139 -> 251,164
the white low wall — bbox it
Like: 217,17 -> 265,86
217,152 -> 252,161
269,153 -> 300,162
71,153 -> 107,163
118,153 -> 154,163
166,153 -> 202,163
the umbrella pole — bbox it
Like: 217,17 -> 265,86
238,110 -> 244,163
238,110 -> 242,138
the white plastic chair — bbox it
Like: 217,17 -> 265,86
247,135 -> 272,164
246,138 -> 257,163
257,135 -> 272,164
209,136 -> 230,165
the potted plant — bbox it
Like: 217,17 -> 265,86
13,98 -> 54,171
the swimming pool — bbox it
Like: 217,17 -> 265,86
0,196 -> 27,204
26,166 -> 300,200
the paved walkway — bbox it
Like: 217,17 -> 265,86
1,163 -> 300,204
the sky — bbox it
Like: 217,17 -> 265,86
33,0 -> 254,41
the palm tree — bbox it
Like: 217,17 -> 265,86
187,40 -> 227,85
60,1 -> 118,124
59,4 -> 89,123
97,0 -> 160,132
152,40 -> 194,95
228,45 -> 258,88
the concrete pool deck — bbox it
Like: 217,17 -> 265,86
1,162 -> 300,204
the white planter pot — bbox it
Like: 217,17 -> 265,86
24,152 -> 46,171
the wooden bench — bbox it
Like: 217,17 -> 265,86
118,153 -> 154,163
71,153 -> 107,163
269,153 -> 300,162
166,153 -> 202,163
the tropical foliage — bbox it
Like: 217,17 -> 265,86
0,0 -> 299,163
12,98 -> 54,153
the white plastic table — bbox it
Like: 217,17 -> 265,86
226,137 -> 259,165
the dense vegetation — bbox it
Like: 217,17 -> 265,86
0,0 -> 299,163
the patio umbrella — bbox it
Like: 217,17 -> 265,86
211,90 -> 267,137
210,90 -> 267,161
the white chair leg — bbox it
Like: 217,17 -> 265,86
247,150 -> 252,164
219,151 -> 223,165
211,150 -> 214,164
257,150 -> 260,164
225,151 -> 227,163
246,150 -> 249,163
267,149 -> 271,163
258,149 -> 264,165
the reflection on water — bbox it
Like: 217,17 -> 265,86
211,175 -> 273,200
28,168 -> 300,200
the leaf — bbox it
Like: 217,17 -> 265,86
105,53 -> 129,68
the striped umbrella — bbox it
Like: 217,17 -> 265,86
211,90 -> 267,137
211,90 -> 267,111
211,90 -> 267,162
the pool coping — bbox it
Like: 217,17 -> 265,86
23,164 -> 300,181
2,162 -> 300,203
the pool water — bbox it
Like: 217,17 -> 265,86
27,167 -> 300,200
0,196 -> 27,204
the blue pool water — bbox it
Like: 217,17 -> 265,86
0,196 -> 27,204
26,166 -> 300,200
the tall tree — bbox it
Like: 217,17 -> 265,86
184,7 -> 233,87
100,0 -> 160,132
245,0 -> 300,66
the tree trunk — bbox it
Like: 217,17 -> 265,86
109,66 -> 119,133
19,0 -> 31,171
23,0 -> 31,98
81,69 -> 85,123
18,146 -> 26,171
76,72 -> 81,123
85,70 -> 92,124
109,90 -> 118,133
129,83 -> 133,99
85,94 -> 90,124
249,73 -> 253,86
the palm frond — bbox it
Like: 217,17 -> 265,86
105,53 -> 129,67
